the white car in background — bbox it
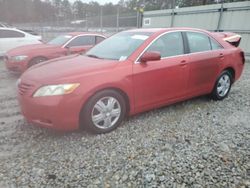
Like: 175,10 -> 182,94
0,28 -> 42,57
0,22 -> 11,28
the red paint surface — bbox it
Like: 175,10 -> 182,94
17,28 -> 245,131
5,32 -> 106,72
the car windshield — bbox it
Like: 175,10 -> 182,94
47,35 -> 72,46
86,32 -> 153,61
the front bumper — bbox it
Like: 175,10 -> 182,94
5,58 -> 28,73
18,91 -> 83,131
0,51 -> 6,59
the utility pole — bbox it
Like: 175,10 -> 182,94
217,0 -> 224,31
85,6 -> 88,31
171,0 -> 176,27
136,11 -> 139,28
135,0 -> 145,28
85,13 -> 88,31
116,5 -> 120,32
100,6 -> 103,32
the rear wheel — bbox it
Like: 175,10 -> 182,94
28,57 -> 47,68
211,71 -> 232,100
80,90 -> 126,134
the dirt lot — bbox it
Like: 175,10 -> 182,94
0,60 -> 249,187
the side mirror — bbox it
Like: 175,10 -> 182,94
140,51 -> 161,63
65,45 -> 71,55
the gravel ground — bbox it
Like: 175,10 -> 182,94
0,60 -> 249,188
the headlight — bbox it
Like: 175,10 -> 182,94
16,78 -> 21,87
11,55 -> 28,62
33,83 -> 80,97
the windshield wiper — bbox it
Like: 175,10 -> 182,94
86,54 -> 102,59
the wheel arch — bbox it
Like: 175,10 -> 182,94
211,67 -> 234,100
78,87 -> 131,129
28,56 -> 48,68
223,67 -> 235,82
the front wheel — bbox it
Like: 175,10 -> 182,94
28,57 -> 47,68
80,90 -> 126,134
211,71 -> 232,100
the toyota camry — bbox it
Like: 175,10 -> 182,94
17,28 -> 245,133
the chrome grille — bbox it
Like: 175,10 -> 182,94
4,55 -> 8,61
18,82 -> 34,96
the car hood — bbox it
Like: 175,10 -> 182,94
21,55 -> 118,84
7,43 -> 60,56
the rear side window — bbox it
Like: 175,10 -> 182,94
67,36 -> 95,47
96,36 -> 105,44
186,32 -> 211,53
0,30 -> 25,38
210,38 -> 223,50
147,32 -> 184,58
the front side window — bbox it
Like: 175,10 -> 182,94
67,36 -> 95,47
147,32 -> 184,58
48,35 -> 73,46
186,32 -> 211,53
0,30 -> 25,38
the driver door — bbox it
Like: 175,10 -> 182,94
133,32 -> 190,112
66,35 -> 95,54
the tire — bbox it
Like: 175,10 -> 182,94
211,70 -> 232,100
28,57 -> 47,68
80,89 -> 126,134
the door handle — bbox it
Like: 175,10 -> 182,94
180,60 -> 187,66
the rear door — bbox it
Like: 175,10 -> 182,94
133,32 -> 190,111
184,31 -> 224,96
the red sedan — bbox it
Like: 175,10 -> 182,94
5,32 -> 106,72
17,28 -> 245,133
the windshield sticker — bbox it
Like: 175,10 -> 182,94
119,56 -> 127,61
131,35 -> 149,40
64,35 -> 72,38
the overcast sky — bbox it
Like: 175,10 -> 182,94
69,0 -> 120,5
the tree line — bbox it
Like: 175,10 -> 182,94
0,0 -> 247,23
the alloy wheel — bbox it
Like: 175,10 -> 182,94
217,74 -> 231,97
91,96 -> 121,129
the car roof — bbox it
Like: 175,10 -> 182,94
0,22 -> 10,27
0,27 -> 15,30
0,27 -> 26,34
67,32 -> 106,37
126,27 -> 210,35
0,27 -> 24,32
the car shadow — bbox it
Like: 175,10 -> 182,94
17,95 -> 213,139
128,95 -> 212,120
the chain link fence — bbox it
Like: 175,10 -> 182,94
14,12 -> 139,41
142,1 -> 250,58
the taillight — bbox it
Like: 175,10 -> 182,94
240,51 -> 245,64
